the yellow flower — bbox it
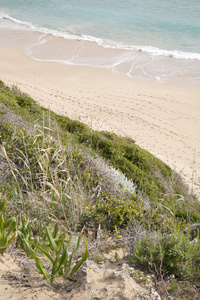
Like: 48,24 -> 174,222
105,196 -> 109,199
85,206 -> 89,209
118,235 -> 122,238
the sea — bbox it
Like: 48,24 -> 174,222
0,0 -> 200,86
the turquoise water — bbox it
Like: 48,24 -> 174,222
1,0 -> 200,55
0,0 -> 200,84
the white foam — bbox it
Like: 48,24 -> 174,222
1,12 -> 200,61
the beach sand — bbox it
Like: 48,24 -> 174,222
0,44 -> 200,199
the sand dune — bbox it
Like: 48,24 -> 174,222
0,44 -> 200,199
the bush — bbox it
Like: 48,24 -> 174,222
86,196 -> 142,231
131,228 -> 200,283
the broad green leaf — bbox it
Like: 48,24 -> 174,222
69,235 -> 88,278
3,218 -> 15,230
51,248 -> 68,282
0,214 -> 4,233
29,241 -> 54,264
57,248 -> 68,270
18,237 -> 36,259
45,226 -> 58,253
65,234 -> 83,275
35,257 -> 49,281
51,239 -> 64,276
6,220 -> 16,240
52,223 -> 59,239
6,231 -> 17,245
0,201 -> 6,213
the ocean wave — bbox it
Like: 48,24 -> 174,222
1,12 -> 200,61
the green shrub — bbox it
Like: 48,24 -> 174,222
132,228 -> 200,283
87,196 -> 142,231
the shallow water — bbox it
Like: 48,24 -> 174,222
0,0 -> 200,85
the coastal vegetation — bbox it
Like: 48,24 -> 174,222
0,80 -> 200,298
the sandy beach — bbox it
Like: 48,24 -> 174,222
0,44 -> 200,199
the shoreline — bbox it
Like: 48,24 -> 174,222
0,43 -> 200,199
0,24 -> 200,87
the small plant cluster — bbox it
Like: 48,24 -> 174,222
129,266 -> 154,285
0,197 -> 17,254
131,227 -> 200,284
96,196 -> 140,230
0,201 -> 88,284
18,215 -> 88,283
85,195 -> 141,231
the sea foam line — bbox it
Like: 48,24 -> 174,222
1,12 -> 200,61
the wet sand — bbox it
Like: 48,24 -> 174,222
0,44 -> 200,198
